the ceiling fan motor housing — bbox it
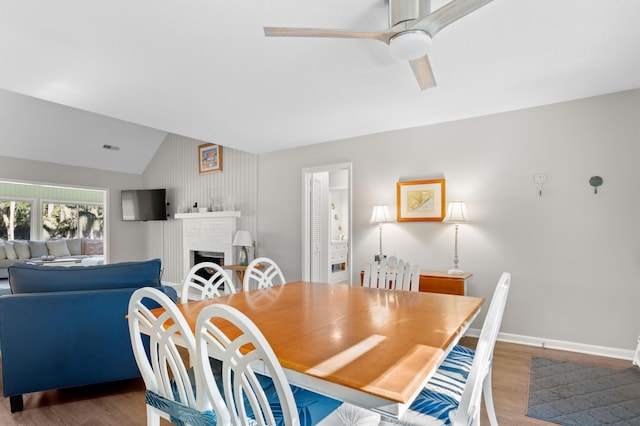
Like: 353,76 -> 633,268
389,30 -> 432,60
389,0 -> 431,27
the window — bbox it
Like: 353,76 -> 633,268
42,203 -> 104,240
0,200 -> 32,240
0,181 -> 106,243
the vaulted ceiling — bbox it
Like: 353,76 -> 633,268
1,0 -> 639,174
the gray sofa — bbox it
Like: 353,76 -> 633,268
0,238 -> 104,278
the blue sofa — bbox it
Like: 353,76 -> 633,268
0,258 -> 177,412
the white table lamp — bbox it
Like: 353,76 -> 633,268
370,205 -> 393,262
233,230 -> 253,266
443,201 -> 471,274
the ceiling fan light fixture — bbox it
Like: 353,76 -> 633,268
389,30 -> 432,61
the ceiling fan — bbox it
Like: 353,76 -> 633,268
264,0 -> 494,90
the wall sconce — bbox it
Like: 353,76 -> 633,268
534,173 -> 547,196
443,201 -> 471,275
370,205 -> 392,262
589,176 -> 603,194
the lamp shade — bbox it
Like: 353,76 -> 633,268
232,230 -> 253,247
443,201 -> 471,224
370,205 -> 392,224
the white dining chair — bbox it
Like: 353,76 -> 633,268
128,287 -> 229,425
180,261 -> 236,303
362,262 -> 376,288
194,303 -> 380,426
364,257 -> 420,291
383,272 -> 511,426
242,257 -> 286,292
392,261 -> 421,292
363,257 -> 394,289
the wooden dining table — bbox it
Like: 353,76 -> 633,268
167,281 -> 484,419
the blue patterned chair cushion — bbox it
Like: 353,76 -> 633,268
262,379 -> 343,426
383,345 -> 476,426
144,364 -> 228,426
145,390 -> 219,426
449,344 -> 475,359
207,358 -> 342,425
423,344 -> 475,400
401,387 -> 460,425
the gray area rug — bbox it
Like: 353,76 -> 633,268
527,357 -> 640,425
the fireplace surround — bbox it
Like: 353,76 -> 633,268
175,211 -> 240,279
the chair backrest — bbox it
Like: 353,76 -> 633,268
364,257 -> 420,291
128,287 -> 228,423
363,257 -> 393,289
384,256 -> 399,289
393,261 -> 421,292
362,262 -> 376,288
195,303 -> 299,426
452,272 -> 511,425
242,257 -> 286,292
181,262 -> 236,303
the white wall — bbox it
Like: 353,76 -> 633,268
5,89 -> 635,355
256,89 -> 640,353
142,134 -> 258,283
0,155 -> 146,262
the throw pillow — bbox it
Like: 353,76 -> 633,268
66,238 -> 82,256
46,239 -> 71,257
13,240 -> 32,259
82,240 -> 104,255
4,241 -> 17,259
0,244 -> 6,260
28,240 -> 48,258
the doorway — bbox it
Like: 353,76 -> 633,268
302,163 -> 352,284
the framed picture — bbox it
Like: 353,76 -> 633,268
198,144 -> 223,174
397,179 -> 446,221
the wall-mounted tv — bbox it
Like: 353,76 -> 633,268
121,189 -> 167,221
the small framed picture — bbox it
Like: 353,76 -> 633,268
198,144 -> 223,174
397,179 -> 446,221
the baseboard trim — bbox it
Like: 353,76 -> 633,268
464,328 -> 636,361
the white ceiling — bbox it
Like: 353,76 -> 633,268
0,0 -> 639,174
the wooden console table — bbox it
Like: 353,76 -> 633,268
418,270 -> 472,296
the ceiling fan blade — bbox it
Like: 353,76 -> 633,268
409,56 -> 436,90
409,0 -> 494,37
264,27 -> 394,43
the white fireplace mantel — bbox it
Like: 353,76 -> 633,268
176,211 -> 240,278
175,211 -> 241,220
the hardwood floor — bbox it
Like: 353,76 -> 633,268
465,337 -> 633,425
0,369 -> 171,426
0,339 -> 634,425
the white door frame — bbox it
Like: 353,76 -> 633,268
301,163 -> 352,282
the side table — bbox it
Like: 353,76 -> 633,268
223,264 -> 263,286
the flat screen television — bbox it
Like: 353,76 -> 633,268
121,189 -> 167,221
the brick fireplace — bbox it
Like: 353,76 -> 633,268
175,211 -> 240,278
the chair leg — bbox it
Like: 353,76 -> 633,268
483,365 -> 499,426
146,405 -> 161,426
10,395 -> 24,413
